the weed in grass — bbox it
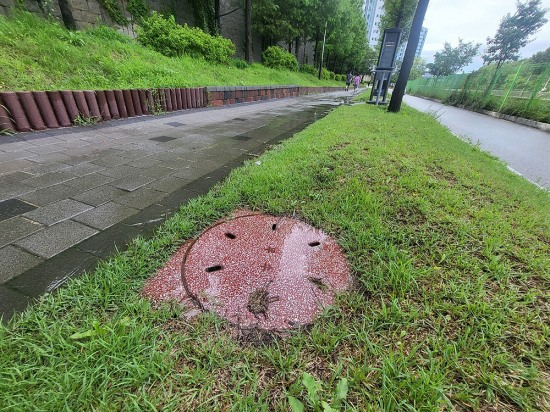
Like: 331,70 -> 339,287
0,103 -> 548,410
72,114 -> 99,126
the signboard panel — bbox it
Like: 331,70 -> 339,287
377,29 -> 402,70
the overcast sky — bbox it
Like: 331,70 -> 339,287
421,0 -> 550,71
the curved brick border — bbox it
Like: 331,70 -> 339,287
0,86 -> 341,134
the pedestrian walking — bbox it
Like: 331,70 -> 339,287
353,74 -> 361,92
345,71 -> 353,91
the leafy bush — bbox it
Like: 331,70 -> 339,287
335,74 -> 346,82
321,68 -> 336,80
262,46 -> 299,71
300,64 -> 317,76
137,12 -> 235,63
231,58 -> 249,69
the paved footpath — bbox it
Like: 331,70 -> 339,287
0,91 -> 350,319
404,95 -> 550,189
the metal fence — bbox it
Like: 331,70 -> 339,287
406,62 -> 550,123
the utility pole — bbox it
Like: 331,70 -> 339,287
388,0 -> 429,113
318,21 -> 328,80
245,0 -> 253,63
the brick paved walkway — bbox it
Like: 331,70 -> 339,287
0,90 -> 350,319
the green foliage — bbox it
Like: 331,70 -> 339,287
97,0 -> 127,26
253,0 -> 368,73
0,11 -> 339,91
288,372 -> 349,411
530,46 -> 550,64
59,30 -> 85,47
300,64 -> 317,76
321,67 -> 336,80
262,46 -> 299,71
231,58 -> 249,69
127,0 -> 148,22
189,0 -> 217,35
408,61 -> 550,123
137,12 -> 235,63
427,39 -> 480,76
409,57 -> 426,80
379,0 -> 418,43
483,0 -> 548,66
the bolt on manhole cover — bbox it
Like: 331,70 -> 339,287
181,214 -> 350,331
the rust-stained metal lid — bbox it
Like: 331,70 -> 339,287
182,214 -> 350,331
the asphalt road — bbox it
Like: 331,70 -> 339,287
403,95 -> 550,189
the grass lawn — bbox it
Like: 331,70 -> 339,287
0,11 -> 340,92
0,101 -> 548,410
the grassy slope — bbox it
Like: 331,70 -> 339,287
0,12 -> 339,91
0,103 -> 548,410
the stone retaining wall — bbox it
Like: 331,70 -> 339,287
0,86 -> 342,134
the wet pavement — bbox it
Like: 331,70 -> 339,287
0,90 -> 352,320
404,95 -> 550,189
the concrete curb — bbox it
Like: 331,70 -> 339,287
0,86 -> 343,135
409,95 -> 550,134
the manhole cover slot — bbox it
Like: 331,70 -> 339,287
182,213 -> 350,331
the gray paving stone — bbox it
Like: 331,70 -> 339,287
113,188 -> 166,210
0,182 -> 35,202
0,245 -> 44,283
111,175 -> 155,192
72,202 -> 138,230
172,167 -> 209,181
23,199 -> 93,226
7,249 -> 99,298
25,162 -> 71,176
26,152 -> 72,164
18,183 -> 81,207
0,217 -> 44,248
64,162 -> 105,177
136,165 -> 174,179
14,220 -> 98,259
77,223 -> 143,259
70,185 -> 127,207
0,198 -> 36,222
23,171 -> 75,188
64,173 -> 115,191
98,164 -> 143,179
0,159 -> 37,174
0,285 -> 31,322
146,174 -> 190,193
91,155 -> 130,168
0,171 -> 33,185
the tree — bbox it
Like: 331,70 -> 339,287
483,0 -> 548,67
427,39 -> 480,76
409,57 -> 426,80
530,46 -> 550,63
379,0 -> 418,43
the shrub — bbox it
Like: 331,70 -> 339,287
262,46 -> 299,71
321,68 -> 336,80
300,64 -> 317,76
231,58 -> 249,69
137,12 -> 235,63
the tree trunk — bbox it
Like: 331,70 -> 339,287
302,32 -> 307,64
214,0 -> 220,34
58,0 -> 76,30
245,0 -> 253,63
314,27 -> 320,65
295,36 -> 300,59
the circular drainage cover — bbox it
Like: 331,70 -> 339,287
182,214 -> 350,331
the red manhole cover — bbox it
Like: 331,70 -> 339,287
182,214 -> 350,330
